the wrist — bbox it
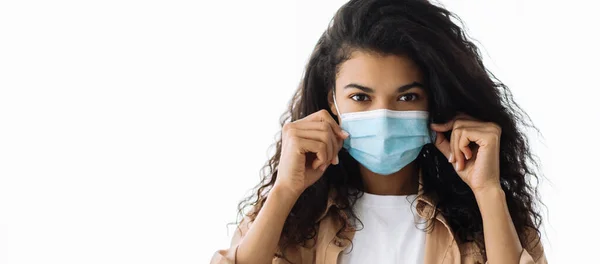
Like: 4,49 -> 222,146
473,185 -> 505,207
272,184 -> 303,204
472,183 -> 502,198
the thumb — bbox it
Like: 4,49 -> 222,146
433,131 -> 451,159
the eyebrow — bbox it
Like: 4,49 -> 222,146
344,81 -> 425,93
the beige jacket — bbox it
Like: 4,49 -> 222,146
211,187 -> 546,264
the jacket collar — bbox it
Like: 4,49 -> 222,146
316,167 -> 440,224
313,168 -> 461,264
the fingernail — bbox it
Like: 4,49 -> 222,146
341,130 -> 350,138
321,164 -> 328,172
454,162 -> 459,171
448,153 -> 454,163
334,156 -> 339,165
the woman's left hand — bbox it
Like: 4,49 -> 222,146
430,114 -> 502,194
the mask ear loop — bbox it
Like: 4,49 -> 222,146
332,88 -> 342,120
332,88 -> 348,164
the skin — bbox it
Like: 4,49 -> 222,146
329,50 -> 428,196
233,50 -> 522,263
330,50 -> 523,263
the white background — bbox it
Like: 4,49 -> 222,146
0,0 -> 598,263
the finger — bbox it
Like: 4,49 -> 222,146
444,119 -> 476,170
452,128 -> 465,171
458,130 -> 473,161
296,137 -> 329,171
309,143 -> 329,172
301,111 -> 346,165
289,128 -> 334,166
334,136 -> 344,165
430,114 -> 481,133
327,127 -> 337,165
288,120 -> 330,132
452,119 -> 493,131
304,110 -> 349,139
433,131 -> 452,160
291,122 -> 340,165
455,127 -> 496,171
465,128 -> 501,148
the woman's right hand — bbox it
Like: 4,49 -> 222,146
274,109 -> 349,197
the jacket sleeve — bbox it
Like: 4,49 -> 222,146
484,227 -> 547,264
210,215 -> 253,264
519,248 -> 547,264
518,228 -> 547,264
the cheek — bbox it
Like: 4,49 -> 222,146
415,92 -> 429,110
342,101 -> 368,113
400,94 -> 428,111
400,101 -> 428,111
416,97 -> 429,111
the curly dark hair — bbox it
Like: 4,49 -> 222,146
232,0 -> 542,261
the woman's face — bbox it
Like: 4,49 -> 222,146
330,50 -> 428,117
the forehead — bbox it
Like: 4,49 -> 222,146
336,50 -> 423,88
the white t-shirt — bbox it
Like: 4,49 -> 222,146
337,192 -> 426,264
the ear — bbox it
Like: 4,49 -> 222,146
327,88 -> 338,117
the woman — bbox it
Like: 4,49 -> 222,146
212,0 -> 546,263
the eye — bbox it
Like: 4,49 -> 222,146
350,93 -> 371,102
398,93 -> 419,102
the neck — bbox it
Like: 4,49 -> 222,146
359,161 -> 419,195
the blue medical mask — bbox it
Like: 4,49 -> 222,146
333,92 -> 432,175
